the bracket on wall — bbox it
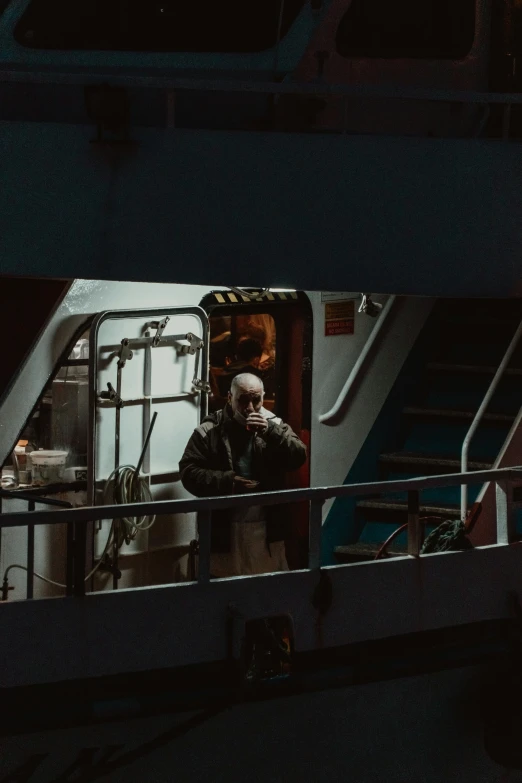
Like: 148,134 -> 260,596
175,331 -> 203,355
118,338 -> 134,368
98,382 -> 124,409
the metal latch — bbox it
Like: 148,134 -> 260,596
98,382 -> 124,409
150,317 -> 170,347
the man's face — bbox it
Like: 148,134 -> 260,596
228,379 -> 264,417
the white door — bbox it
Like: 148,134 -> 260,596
89,306 -> 208,591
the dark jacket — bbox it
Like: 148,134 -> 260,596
179,405 -> 307,552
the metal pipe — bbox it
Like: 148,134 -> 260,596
10,449 -> 19,486
135,411 -> 158,477
66,520 -> 74,596
407,490 -> 420,557
0,489 -> 71,507
319,296 -> 397,426
461,318 -> 522,519
197,510 -> 211,583
308,499 -> 324,570
475,401 -> 522,507
26,500 -> 35,599
115,364 -> 122,470
73,521 -> 87,597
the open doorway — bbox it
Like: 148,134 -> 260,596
208,312 -> 277,413
202,291 -> 313,569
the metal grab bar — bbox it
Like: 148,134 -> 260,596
319,296 -> 397,426
475,402 -> 522,509
0,489 -> 72,507
461,319 -> 522,520
2,465 -> 521,530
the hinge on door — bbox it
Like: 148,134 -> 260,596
185,334 -> 211,393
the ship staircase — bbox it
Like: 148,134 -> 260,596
333,298 -> 522,564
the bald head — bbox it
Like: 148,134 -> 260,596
231,373 -> 264,395
229,373 -> 264,417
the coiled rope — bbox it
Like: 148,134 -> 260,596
103,465 -> 156,548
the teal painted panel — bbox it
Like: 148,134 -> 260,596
0,125 -> 521,296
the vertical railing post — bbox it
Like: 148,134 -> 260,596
308,499 -> 324,570
407,490 -> 421,557
167,90 -> 176,129
197,510 -> 211,584
73,520 -> 87,597
503,103 -> 512,141
66,519 -> 74,596
461,317 -> 522,519
26,500 -> 35,599
496,480 -> 515,544
342,95 -> 349,134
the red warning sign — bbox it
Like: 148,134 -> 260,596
325,301 -> 354,336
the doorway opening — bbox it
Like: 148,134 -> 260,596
201,290 -> 312,569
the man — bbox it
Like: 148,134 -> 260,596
179,373 -> 307,577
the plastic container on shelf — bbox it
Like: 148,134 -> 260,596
30,450 -> 68,485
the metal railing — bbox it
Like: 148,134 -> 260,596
1,466 -> 521,597
0,488 -> 72,599
319,295 -> 397,426
461,319 -> 522,520
0,70 -> 521,138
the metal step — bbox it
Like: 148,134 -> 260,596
379,452 -> 492,472
403,406 -> 515,423
334,541 -> 407,563
357,499 -> 460,518
427,363 -> 522,377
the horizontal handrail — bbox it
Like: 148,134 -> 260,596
319,295 -> 397,426
461,319 -> 522,520
0,488 -> 72,508
0,70 -> 521,105
1,466 -> 521,529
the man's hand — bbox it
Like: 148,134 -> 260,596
233,476 -> 260,493
246,412 -> 268,434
